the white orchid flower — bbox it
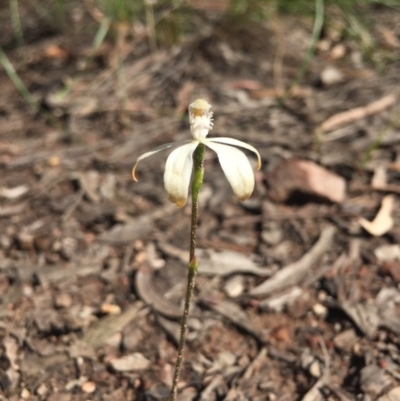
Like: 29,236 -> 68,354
132,99 -> 261,208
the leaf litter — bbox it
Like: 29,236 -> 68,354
0,2 -> 400,401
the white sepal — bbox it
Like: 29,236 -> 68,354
132,140 -> 191,181
164,141 -> 199,208
204,141 -> 255,201
207,137 -> 261,170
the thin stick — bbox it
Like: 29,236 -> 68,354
320,93 -> 396,133
168,143 -> 205,401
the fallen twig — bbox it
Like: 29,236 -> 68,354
249,226 -> 336,297
320,93 -> 396,133
241,347 -> 268,381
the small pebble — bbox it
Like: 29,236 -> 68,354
55,293 -> 73,309
224,275 -> 244,297
100,303 -> 121,315
81,381 -> 96,394
48,156 -> 61,166
312,303 -> 327,318
330,43 -> 346,59
309,360 -> 321,378
268,392 -> 277,401
22,284 -> 34,298
36,383 -> 48,397
320,66 -> 343,86
271,326 -> 291,343
17,233 -> 34,251
216,351 -> 237,368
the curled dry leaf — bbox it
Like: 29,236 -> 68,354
359,195 -> 395,236
135,264 -> 183,319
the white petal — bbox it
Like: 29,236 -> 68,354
207,137 -> 261,170
164,141 -> 199,208
132,140 -> 190,181
205,141 -> 255,201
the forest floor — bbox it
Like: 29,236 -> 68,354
1,2 -> 400,401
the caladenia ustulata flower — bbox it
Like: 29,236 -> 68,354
132,99 -> 261,207
132,99 -> 261,401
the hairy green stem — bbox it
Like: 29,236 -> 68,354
168,143 -> 205,401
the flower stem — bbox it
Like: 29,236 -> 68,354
168,143 -> 205,401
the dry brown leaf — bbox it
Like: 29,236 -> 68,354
359,195 -> 395,236
266,160 -> 346,203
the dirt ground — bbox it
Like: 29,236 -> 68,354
1,2 -> 400,400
